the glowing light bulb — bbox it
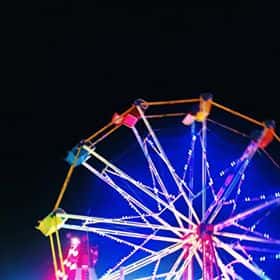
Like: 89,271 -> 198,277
71,237 -> 81,247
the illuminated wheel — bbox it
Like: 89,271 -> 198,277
38,94 -> 280,280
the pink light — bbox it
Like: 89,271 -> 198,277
182,113 -> 195,126
122,113 -> 138,128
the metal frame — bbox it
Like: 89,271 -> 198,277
37,95 -> 280,280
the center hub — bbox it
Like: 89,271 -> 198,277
197,223 -> 214,240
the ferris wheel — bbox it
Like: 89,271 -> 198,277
37,94 -> 280,280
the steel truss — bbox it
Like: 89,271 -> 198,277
37,95 -> 280,280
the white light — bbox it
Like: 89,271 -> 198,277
71,237 -> 81,247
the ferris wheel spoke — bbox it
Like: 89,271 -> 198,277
146,137 -> 201,224
151,258 -> 161,280
232,244 -> 280,254
132,126 -> 171,202
38,96 -> 280,280
199,123 -> 225,215
145,136 -> 195,196
100,242 -> 183,280
134,272 -> 173,280
131,125 -> 185,228
233,210 -> 273,235
174,243 -> 199,280
215,197 -> 280,231
181,123 -> 197,184
82,161 -> 185,237
206,160 -> 253,224
205,136 -> 264,225
165,248 -> 188,280
61,223 -> 155,254
82,227 -> 180,243
104,170 -> 195,228
215,231 -> 280,246
57,212 -> 189,234
200,120 -> 208,219
135,105 -> 200,224
229,207 -> 278,241
213,247 -> 231,280
214,237 -> 271,280
82,148 -> 195,228
193,249 -> 203,271
108,229 -> 162,275
146,132 -> 197,194
105,167 -> 175,200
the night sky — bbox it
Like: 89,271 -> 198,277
2,2 -> 280,279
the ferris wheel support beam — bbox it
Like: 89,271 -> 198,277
205,119 -> 276,225
166,249 -> 188,280
82,147 -> 196,228
100,242 -> 183,280
135,272 -> 176,280
57,212 -> 190,234
36,96 -> 280,280
145,139 -> 196,196
61,223 -> 181,243
214,237 -> 271,280
215,231 -> 280,245
186,93 -> 213,222
49,234 -> 59,280
201,119 -> 207,220
151,259 -> 161,280
194,249 -> 203,270
213,248 -> 231,280
215,196 -> 280,231
131,125 -> 185,229
175,242 -> 199,280
144,98 -> 200,107
60,224 -> 156,254
61,224 -> 155,255
185,122 -> 196,280
207,158 -> 252,224
82,161 -> 185,238
206,141 -> 258,224
135,103 -> 200,224
108,229 -> 163,275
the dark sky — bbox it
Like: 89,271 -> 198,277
2,2 -> 280,279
